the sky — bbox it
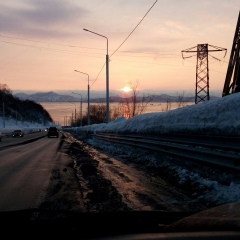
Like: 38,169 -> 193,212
0,0 -> 239,97
0,92 -> 240,207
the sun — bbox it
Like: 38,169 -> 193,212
121,86 -> 132,92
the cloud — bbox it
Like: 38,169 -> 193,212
0,0 -> 88,38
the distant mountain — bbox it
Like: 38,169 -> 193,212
14,91 -> 220,103
14,92 -> 29,99
15,91 -> 79,102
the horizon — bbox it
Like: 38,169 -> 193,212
12,89 -> 223,98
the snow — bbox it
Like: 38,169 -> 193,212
0,118 -> 57,136
1,93 -> 240,206
75,93 -> 240,136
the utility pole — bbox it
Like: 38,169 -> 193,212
222,11 -> 240,97
182,44 -> 227,104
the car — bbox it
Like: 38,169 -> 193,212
12,130 -> 24,137
0,131 -> 2,141
47,127 -> 59,138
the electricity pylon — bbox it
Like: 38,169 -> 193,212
182,44 -> 227,104
222,11 -> 240,97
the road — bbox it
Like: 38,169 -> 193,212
0,130 -> 47,148
0,132 -> 82,212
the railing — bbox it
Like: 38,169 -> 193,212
91,133 -> 240,171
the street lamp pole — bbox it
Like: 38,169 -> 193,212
72,92 -> 82,127
83,28 -> 110,123
74,70 -> 90,125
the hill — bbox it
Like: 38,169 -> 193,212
0,87 -> 54,126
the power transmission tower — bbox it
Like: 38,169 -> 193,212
222,11 -> 240,97
182,44 -> 227,104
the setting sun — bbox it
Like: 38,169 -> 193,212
121,86 -> 132,92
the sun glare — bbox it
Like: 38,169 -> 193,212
121,86 -> 132,92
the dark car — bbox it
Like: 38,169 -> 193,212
47,127 -> 59,138
12,130 -> 24,137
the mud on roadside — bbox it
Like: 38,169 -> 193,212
39,134 -> 130,213
68,139 -> 131,212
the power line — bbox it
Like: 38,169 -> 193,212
0,33 -> 181,57
90,62 -> 106,88
0,34 -> 105,51
91,0 -> 158,89
0,39 -> 105,56
0,38 -> 180,60
110,0 -> 158,57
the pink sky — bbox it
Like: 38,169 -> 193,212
0,1 -> 238,96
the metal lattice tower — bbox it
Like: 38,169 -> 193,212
182,44 -> 227,104
222,11 -> 240,97
196,44 -> 209,104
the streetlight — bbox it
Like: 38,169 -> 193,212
74,70 -> 90,125
72,92 -> 82,127
83,28 -> 110,123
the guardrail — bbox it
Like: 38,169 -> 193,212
91,133 -> 240,172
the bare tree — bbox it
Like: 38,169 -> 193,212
176,91 -> 191,108
78,103 -> 107,125
90,103 -> 107,124
123,80 -> 153,119
110,102 -> 125,120
162,97 -> 172,112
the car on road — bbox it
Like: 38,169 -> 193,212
47,127 -> 59,138
12,130 -> 24,137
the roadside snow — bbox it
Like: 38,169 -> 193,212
74,93 -> 240,136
